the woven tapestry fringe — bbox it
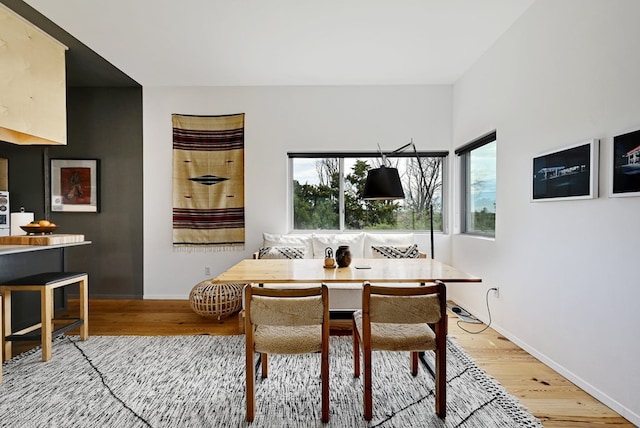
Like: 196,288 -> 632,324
172,245 -> 245,253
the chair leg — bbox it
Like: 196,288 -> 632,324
411,351 -> 419,376
261,353 -> 268,378
321,347 -> 329,422
245,333 -> 255,421
353,318 -> 360,377
363,346 -> 372,420
435,343 -> 446,418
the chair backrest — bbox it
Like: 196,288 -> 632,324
246,285 -> 328,327
365,282 -> 445,324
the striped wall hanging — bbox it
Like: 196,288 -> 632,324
172,113 -> 245,251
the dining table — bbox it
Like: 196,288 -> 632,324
213,256 -> 482,377
211,257 -> 481,286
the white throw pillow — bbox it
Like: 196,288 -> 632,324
363,233 -> 415,258
311,233 -> 365,259
258,246 -> 305,259
262,233 -> 313,258
371,244 -> 420,259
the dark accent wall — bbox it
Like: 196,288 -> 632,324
0,86 -> 144,298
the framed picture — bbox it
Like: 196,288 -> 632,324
532,139 -> 599,202
51,159 -> 100,212
611,129 -> 640,197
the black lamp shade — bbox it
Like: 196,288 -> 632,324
362,166 -> 405,200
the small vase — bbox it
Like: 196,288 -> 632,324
335,245 -> 352,267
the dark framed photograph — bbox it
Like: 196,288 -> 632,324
532,139 -> 599,201
611,129 -> 640,197
51,159 -> 100,212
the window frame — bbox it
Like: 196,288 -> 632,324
288,150 -> 449,233
455,131 -> 497,237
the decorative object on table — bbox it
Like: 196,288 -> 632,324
531,139 -> 599,201
10,207 -> 34,235
335,245 -> 351,267
20,223 -> 59,235
50,159 -> 100,212
0,335 -> 544,427
611,128 -> 640,197
172,113 -> 245,251
362,139 -> 438,259
323,247 -> 335,268
189,279 -> 243,320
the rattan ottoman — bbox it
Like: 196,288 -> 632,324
189,280 -> 243,321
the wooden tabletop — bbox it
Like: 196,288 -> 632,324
212,258 -> 481,285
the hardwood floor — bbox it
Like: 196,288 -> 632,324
20,299 -> 632,427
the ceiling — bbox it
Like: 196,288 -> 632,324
16,0 -> 534,87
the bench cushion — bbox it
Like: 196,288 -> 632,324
3,272 -> 86,286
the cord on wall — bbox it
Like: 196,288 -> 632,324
456,287 -> 497,334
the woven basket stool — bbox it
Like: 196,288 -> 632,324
189,280 -> 243,321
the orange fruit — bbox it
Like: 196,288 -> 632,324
39,220 -> 51,227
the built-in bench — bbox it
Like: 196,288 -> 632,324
237,232 -> 426,332
1,272 -> 89,362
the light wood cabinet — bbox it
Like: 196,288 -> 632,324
0,4 -> 68,145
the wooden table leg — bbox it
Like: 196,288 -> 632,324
2,290 -> 11,362
41,287 -> 53,362
79,276 -> 89,341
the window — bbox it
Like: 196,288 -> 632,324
456,131 -> 496,236
289,151 -> 447,231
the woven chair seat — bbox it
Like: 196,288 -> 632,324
254,325 -> 322,354
353,310 -> 436,352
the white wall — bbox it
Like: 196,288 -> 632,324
143,85 -> 452,299
450,0 -> 640,423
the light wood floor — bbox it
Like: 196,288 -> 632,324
22,299 -> 631,427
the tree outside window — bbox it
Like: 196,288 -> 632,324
457,132 -> 496,236
291,153 -> 445,231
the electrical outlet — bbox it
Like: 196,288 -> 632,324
204,266 -> 211,276
491,287 -> 500,298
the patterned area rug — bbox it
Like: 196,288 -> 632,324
0,336 -> 542,427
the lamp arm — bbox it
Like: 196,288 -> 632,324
376,138 -> 436,259
391,138 -> 435,259
408,140 -> 435,260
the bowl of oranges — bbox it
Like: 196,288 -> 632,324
20,219 -> 59,235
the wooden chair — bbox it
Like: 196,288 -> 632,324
244,284 -> 330,422
352,280 -> 447,419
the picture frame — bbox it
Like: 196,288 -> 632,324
611,129 -> 640,197
531,139 -> 599,202
50,158 -> 100,212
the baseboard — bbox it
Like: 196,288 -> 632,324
142,294 -> 189,300
480,319 -> 639,426
85,293 -> 143,299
